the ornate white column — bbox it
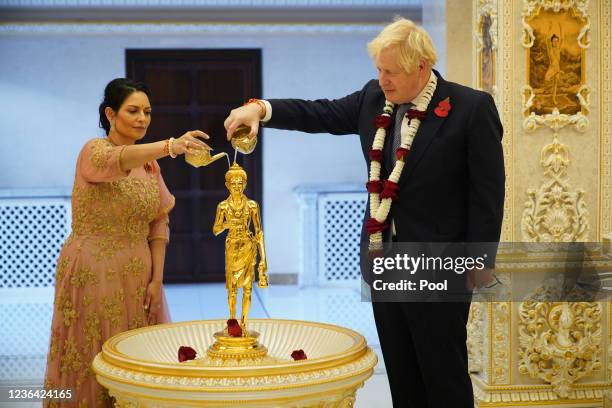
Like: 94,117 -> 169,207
463,0 -> 612,406
422,0 -> 447,76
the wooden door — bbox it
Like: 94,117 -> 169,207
126,49 -> 262,283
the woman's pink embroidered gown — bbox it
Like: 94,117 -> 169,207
44,138 -> 174,407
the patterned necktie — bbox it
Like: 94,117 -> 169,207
390,103 -> 413,165
387,103 -> 412,239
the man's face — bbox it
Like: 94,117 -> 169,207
376,46 -> 426,104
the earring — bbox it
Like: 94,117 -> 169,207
110,120 -> 115,131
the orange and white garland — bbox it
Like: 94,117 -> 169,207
366,74 -> 438,254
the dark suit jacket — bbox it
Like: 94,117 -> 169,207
267,71 -> 505,284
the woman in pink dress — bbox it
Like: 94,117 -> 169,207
44,78 -> 210,407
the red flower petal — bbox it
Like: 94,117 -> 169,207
373,115 -> 392,129
178,346 -> 197,362
368,149 -> 383,162
395,147 -> 410,161
228,325 -> 242,337
406,109 -> 427,120
365,218 -> 389,234
291,349 -> 308,360
227,319 -> 243,337
380,180 -> 400,200
366,180 -> 383,193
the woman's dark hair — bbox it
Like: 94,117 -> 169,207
98,78 -> 151,134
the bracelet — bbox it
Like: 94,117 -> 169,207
168,138 -> 177,158
163,139 -> 170,156
244,98 -> 266,120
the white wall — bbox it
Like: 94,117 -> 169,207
422,0 -> 447,77
0,26 -> 381,277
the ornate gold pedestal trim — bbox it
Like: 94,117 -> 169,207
472,375 -> 610,407
207,330 -> 268,360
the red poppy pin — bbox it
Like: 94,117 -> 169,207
434,97 -> 451,118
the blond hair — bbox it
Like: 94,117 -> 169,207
367,17 -> 437,73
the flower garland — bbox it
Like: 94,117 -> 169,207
366,74 -> 438,255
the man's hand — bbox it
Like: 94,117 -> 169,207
224,104 -> 263,141
466,267 -> 496,290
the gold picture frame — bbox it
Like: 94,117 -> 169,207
522,1 -> 589,117
476,0 -> 498,97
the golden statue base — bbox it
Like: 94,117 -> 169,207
93,319 -> 377,407
207,330 -> 268,361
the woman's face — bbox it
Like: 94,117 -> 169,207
551,37 -> 559,47
107,91 -> 152,141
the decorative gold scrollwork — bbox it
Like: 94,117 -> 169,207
518,301 -> 602,397
522,0 -> 590,49
467,303 -> 485,373
522,134 -> 589,242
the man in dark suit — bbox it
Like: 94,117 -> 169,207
224,17 -> 504,408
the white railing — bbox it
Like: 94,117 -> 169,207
0,189 -> 70,383
295,184 -> 366,287
0,189 -> 71,288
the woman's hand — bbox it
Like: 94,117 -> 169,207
144,280 -> 163,317
172,130 -> 211,155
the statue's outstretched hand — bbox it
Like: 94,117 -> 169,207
258,262 -> 268,288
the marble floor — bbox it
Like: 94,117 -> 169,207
0,283 -> 392,408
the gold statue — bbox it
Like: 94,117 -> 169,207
183,154 -> 269,361
213,163 -> 268,331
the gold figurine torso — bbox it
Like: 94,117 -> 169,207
226,196 -> 251,237
221,197 -> 258,288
